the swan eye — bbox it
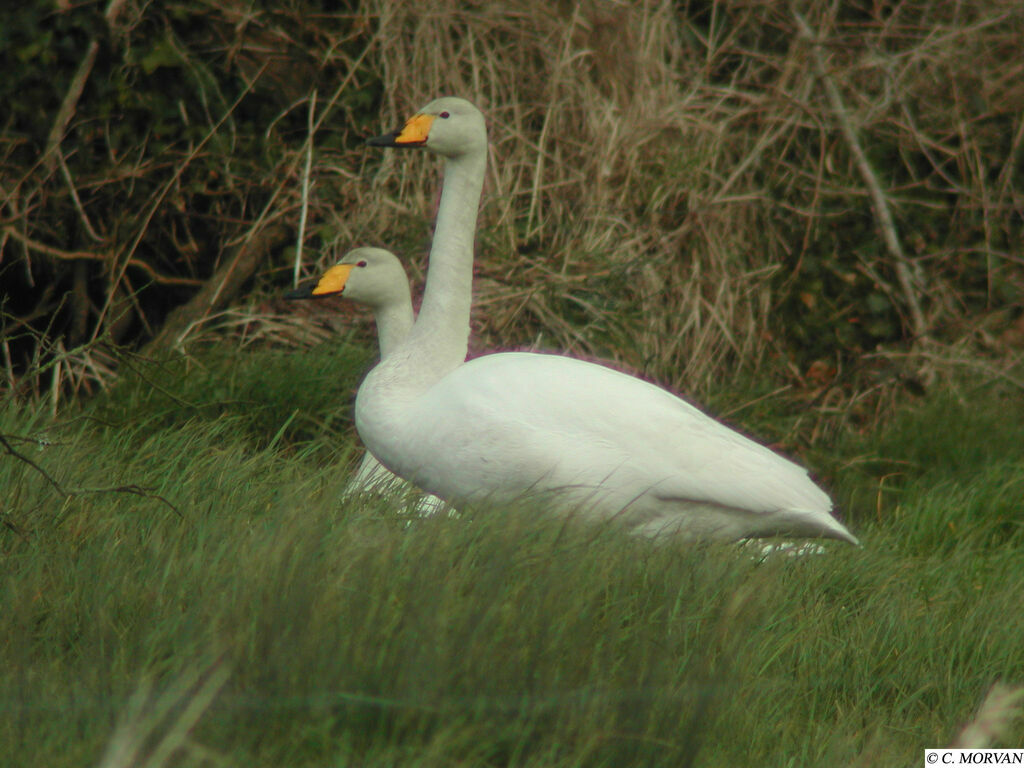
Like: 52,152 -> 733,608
439,111 -> 450,119
357,260 -> 368,267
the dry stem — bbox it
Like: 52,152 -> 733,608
794,10 -> 930,345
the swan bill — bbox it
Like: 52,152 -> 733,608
285,263 -> 354,299
311,263 -> 355,296
366,114 -> 434,147
284,285 -> 315,300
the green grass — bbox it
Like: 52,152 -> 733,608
2,345 -> 1022,767
96,341 -> 372,455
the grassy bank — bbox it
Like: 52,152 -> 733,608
2,344 -> 1021,766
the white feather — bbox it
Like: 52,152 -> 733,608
351,97 -> 857,544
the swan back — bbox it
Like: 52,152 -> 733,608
368,351 -> 856,543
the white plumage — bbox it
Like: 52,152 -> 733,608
344,96 -> 856,544
288,247 -> 443,512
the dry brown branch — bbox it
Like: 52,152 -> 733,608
1,227 -> 202,287
142,223 -> 289,354
94,62 -> 271,337
293,89 -> 317,287
0,432 -> 183,518
42,0 -> 131,173
794,10 -> 930,345
6,0 -> 1021,422
250,32 -> 378,242
55,151 -> 103,242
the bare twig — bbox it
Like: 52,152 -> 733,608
55,150 -> 103,242
0,432 -> 184,519
2,516 -> 31,544
141,223 -> 289,353
93,61 -> 271,337
243,30 -> 377,264
794,11 -> 930,344
42,0 -> 131,172
293,89 -> 317,287
0,432 -> 69,496
1,227 -> 202,287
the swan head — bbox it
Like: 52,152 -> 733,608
367,97 -> 487,159
285,247 -> 410,309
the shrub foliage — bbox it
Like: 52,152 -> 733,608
2,0 -> 1022,402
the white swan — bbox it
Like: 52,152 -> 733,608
353,97 -> 856,544
287,246 -> 444,511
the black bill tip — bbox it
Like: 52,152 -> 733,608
366,130 -> 427,148
284,285 -> 315,300
366,130 -> 401,147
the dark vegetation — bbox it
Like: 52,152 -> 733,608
2,0 -> 1021,415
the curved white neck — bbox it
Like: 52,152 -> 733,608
354,136 -> 487,477
373,295 -> 415,360
403,149 -> 487,377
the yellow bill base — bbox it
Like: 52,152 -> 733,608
394,113 -> 435,145
311,263 -> 355,296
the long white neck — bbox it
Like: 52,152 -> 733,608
373,296 -> 414,360
354,141 -> 487,478
402,149 -> 487,378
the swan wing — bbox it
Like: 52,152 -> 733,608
405,353 -> 832,517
